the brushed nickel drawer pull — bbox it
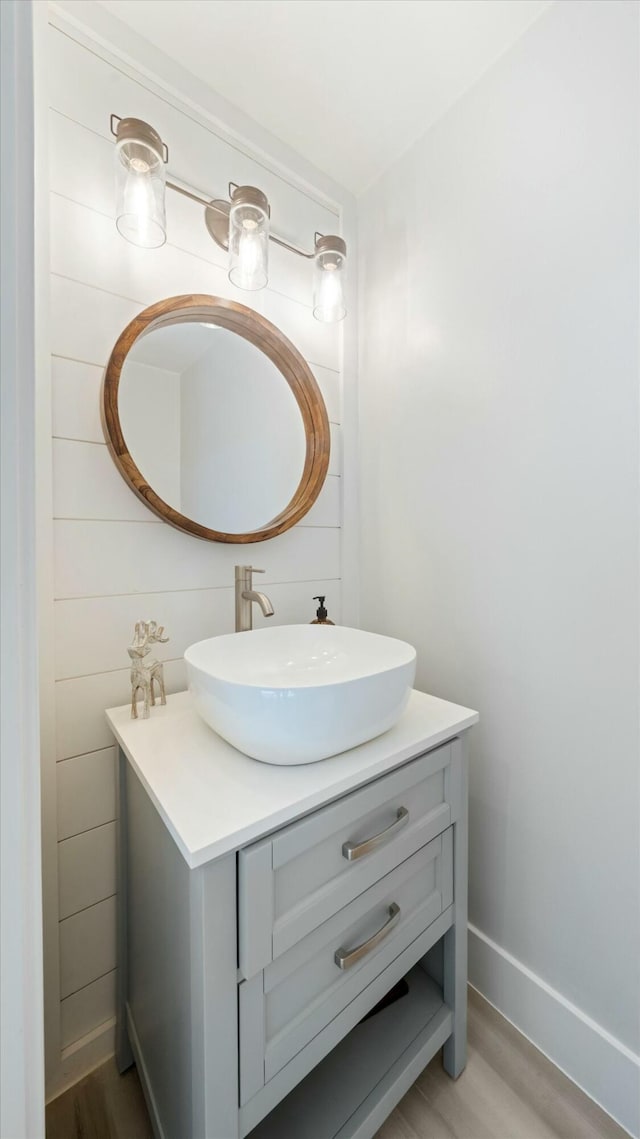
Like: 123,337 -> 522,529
342,807 -> 409,861
334,903 -> 401,971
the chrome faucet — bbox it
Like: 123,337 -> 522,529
235,565 -> 275,632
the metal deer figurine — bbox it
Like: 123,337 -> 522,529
128,620 -> 170,719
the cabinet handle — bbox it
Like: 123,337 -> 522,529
334,903 -> 401,971
342,807 -> 409,861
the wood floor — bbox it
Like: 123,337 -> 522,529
46,988 -> 628,1139
46,1056 -> 153,1139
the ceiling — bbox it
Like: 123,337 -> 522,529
129,323 -> 223,372
97,0 -> 551,195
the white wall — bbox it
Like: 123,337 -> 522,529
44,3 -> 354,1098
358,0 -> 639,1133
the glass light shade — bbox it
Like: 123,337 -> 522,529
115,118 -> 166,249
228,186 -> 269,291
313,236 -> 347,322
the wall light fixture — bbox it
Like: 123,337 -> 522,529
114,117 -> 168,249
110,115 -> 347,321
227,184 -> 270,292
313,235 -> 347,323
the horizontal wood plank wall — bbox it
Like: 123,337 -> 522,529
47,21 -> 344,1080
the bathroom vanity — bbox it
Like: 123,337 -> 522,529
107,689 -> 478,1139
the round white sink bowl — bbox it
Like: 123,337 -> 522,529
184,624 -> 416,765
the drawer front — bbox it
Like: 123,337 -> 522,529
239,740 -> 461,978
239,828 -> 453,1103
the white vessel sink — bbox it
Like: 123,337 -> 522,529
184,625 -> 416,765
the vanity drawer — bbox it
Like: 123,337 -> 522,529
239,828 -> 453,1106
239,740 -> 461,977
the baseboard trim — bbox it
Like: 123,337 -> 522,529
127,1005 -> 166,1139
468,923 -> 640,1138
46,1016 -> 115,1103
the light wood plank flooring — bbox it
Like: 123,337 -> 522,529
377,989 -> 627,1139
46,1058 -> 153,1139
46,988 -> 628,1139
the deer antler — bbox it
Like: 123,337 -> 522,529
147,621 -> 169,645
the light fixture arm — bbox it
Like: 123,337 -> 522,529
165,177 -> 221,210
270,231 -> 315,261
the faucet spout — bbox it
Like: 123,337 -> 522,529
235,566 -> 275,632
242,590 -> 275,618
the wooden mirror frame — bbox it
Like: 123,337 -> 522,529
102,294 -> 331,543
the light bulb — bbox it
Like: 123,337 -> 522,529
315,264 -> 343,317
129,156 -> 150,174
237,224 -> 262,283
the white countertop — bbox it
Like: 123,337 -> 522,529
106,689 -> 478,869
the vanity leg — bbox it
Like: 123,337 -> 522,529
192,855 -> 239,1138
116,747 -> 134,1073
443,734 -> 469,1079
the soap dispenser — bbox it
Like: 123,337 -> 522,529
311,596 -> 335,625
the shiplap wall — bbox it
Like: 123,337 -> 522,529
47,19 -> 346,1089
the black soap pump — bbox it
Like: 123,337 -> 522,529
311,596 -> 335,625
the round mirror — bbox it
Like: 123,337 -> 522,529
102,295 -> 330,542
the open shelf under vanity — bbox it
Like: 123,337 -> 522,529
247,966 -> 452,1139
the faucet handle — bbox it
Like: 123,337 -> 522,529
252,567 -> 266,574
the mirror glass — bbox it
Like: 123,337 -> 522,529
118,321 -> 307,534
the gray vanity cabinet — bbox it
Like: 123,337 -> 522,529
110,691 -> 475,1139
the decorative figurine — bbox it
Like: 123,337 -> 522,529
128,620 -> 169,719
